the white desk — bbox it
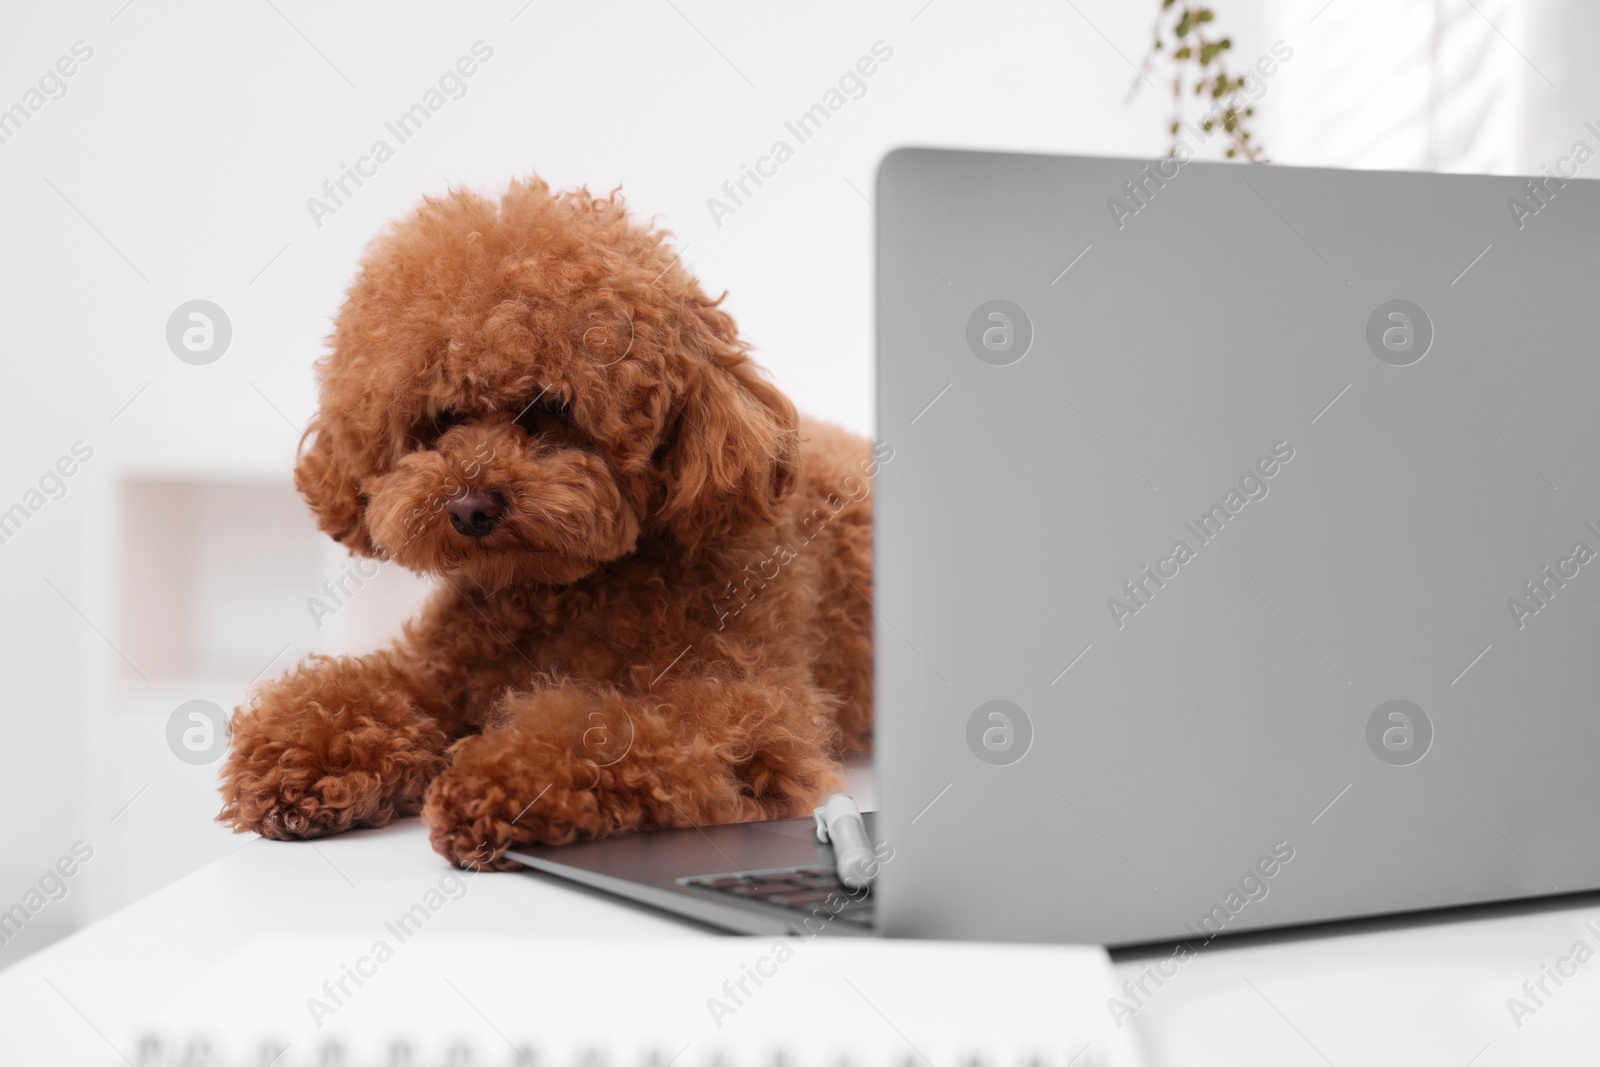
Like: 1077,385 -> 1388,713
4,819 -> 1598,1065
1109,891 -> 1600,1065
0,822 -> 697,1063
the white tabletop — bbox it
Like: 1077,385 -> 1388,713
1109,891 -> 1600,1065
0,821 -> 698,1063
6,816 -> 1599,1065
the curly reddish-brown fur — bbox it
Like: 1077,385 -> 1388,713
217,176 -> 877,869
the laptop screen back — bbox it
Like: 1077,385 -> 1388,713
873,148 -> 1600,944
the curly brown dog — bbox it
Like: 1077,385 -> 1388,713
217,177 -> 879,870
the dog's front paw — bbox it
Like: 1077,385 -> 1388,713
422,731 -> 608,869
218,687 -> 449,839
220,745 -> 407,840
235,782 -> 356,841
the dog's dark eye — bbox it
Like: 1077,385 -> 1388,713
411,409 -> 464,449
515,394 -> 571,436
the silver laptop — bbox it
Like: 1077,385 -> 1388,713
514,148 -> 1600,945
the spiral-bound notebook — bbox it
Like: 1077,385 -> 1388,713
120,935 -> 1146,1066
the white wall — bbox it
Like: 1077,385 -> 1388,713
0,0 -> 1569,961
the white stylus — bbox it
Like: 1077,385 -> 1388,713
812,792 -> 876,890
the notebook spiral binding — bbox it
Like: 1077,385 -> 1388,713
126,1032 -> 1092,1067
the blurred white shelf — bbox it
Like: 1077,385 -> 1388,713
78,469 -> 432,923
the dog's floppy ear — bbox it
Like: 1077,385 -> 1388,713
654,299 -> 799,544
294,416 -> 376,556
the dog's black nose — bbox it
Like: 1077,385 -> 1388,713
446,490 -> 502,538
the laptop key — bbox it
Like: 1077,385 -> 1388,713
701,876 -> 749,889
766,889 -> 837,907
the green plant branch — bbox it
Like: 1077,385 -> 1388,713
1131,0 -> 1265,161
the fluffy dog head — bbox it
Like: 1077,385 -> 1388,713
296,177 -> 798,590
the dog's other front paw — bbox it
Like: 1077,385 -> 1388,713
232,781 -> 358,841
218,670 -> 450,839
422,731 -> 610,870
421,679 -> 837,869
222,754 -> 415,840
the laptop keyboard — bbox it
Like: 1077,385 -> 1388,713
682,865 -> 874,926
